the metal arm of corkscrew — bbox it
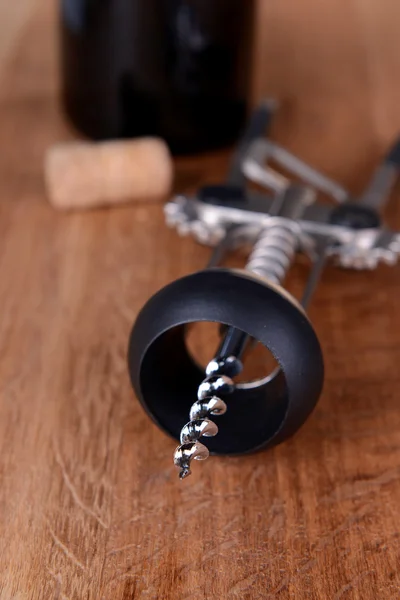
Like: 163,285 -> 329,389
171,101 -> 301,478
128,101 -> 400,481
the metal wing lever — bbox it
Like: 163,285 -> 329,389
242,116 -> 400,270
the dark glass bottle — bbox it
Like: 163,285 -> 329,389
60,0 -> 254,154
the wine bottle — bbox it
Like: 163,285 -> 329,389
60,0 -> 254,154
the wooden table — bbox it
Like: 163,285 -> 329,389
1,1 -> 400,598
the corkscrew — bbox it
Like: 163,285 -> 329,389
128,100 -> 400,480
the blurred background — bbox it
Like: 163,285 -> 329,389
0,0 -> 400,188
253,0 -> 400,191
1,0 -> 400,197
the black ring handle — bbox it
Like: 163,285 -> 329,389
128,269 -> 324,455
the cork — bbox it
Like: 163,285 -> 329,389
44,137 -> 173,210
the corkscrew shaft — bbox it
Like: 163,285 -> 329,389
173,219 -> 300,479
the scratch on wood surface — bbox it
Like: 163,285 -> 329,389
263,509 -> 369,599
53,443 -> 109,529
298,558 -> 318,574
117,572 -> 138,581
127,497 -> 168,524
135,538 -> 240,591
270,576 -> 290,596
321,467 -> 400,504
107,542 -> 141,557
265,506 -> 373,595
246,464 -> 267,488
175,539 -> 238,579
47,568 -> 72,600
47,567 -> 62,600
264,557 -> 318,598
228,572 -> 259,598
140,544 -> 166,565
108,546 -> 164,585
221,516 -> 241,532
47,524 -> 87,572
177,499 -> 212,524
317,505 -> 371,551
268,512 -> 285,540
255,508 -> 371,596
195,539 -> 238,566
333,571 -> 374,599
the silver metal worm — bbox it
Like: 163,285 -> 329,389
173,221 -> 299,479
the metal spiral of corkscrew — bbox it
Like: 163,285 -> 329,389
173,221 -> 299,479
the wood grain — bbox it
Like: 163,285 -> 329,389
1,1 -> 400,598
